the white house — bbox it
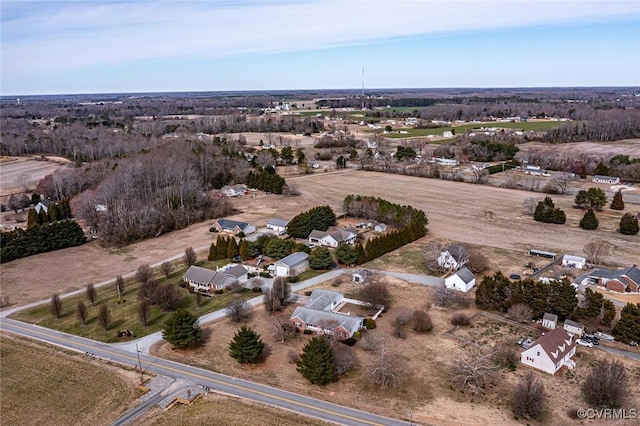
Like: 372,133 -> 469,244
183,265 -> 248,294
592,175 -> 620,185
221,185 -> 247,197
442,131 -> 454,138
562,255 -> 586,270
542,313 -> 558,330
523,165 -> 546,176
444,267 -> 476,292
212,218 -> 256,235
373,223 -> 387,233
309,228 -> 357,248
563,319 -> 585,338
266,218 -> 289,234
520,328 -> 576,374
273,252 -> 309,277
437,250 -> 461,270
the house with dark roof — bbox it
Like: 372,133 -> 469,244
266,218 -> 289,234
289,289 -> 364,339
520,328 -> 576,374
273,252 -> 309,277
444,267 -> 476,292
212,218 -> 256,235
183,265 -> 247,294
352,269 -> 370,283
563,319 -> 585,337
308,228 -> 357,248
542,313 -> 558,330
587,265 -> 640,293
34,198 -> 52,214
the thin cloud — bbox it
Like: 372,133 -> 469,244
1,1 -> 638,86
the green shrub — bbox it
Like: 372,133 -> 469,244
365,318 -> 376,329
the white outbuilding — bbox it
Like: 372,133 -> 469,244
444,267 -> 476,292
562,255 -> 586,270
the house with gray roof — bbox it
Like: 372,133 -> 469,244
212,218 -> 256,235
587,265 -> 640,293
266,218 -> 289,234
308,227 -> 357,248
289,289 -> 363,339
592,175 -> 620,185
444,267 -> 476,292
563,319 -> 585,337
183,265 -> 247,294
542,313 -> 558,330
273,252 -> 309,277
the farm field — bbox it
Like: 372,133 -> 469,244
371,120 -> 564,138
517,139 -> 640,158
2,168 -> 638,308
0,332 -> 135,426
0,156 -> 71,197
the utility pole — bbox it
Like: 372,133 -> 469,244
136,343 -> 143,384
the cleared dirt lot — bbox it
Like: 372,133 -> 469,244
2,169 -> 638,308
518,139 -> 640,158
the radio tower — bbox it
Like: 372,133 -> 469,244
361,67 -> 365,110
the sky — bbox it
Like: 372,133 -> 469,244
1,0 -> 639,95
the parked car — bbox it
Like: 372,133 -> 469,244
594,331 -> 615,341
576,339 -> 593,347
582,336 -> 599,345
509,273 -> 521,280
518,337 -> 534,349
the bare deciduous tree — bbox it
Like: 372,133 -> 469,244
449,350 -> 499,396
139,299 -> 150,327
251,277 -> 264,292
433,287 -> 470,309
287,350 -> 299,364
360,332 -> 382,353
160,261 -> 173,278
357,280 -> 391,314
583,359 -> 628,408
136,264 -> 152,284
86,283 -> 97,306
226,299 -> 251,322
367,341 -> 406,391
508,304 -> 534,323
412,310 -> 433,333
512,372 -> 547,420
550,174 -> 573,194
98,304 -> 111,330
263,288 -> 281,313
451,313 -> 471,326
272,277 -> 291,306
492,345 -> 518,369
155,283 -> 182,311
522,197 -> 541,216
183,246 -> 197,267
583,241 -> 612,266
0,295 -> 10,308
115,275 -> 125,300
331,342 -> 358,375
50,294 -> 63,318
392,310 -> 412,339
270,315 -> 296,343
76,300 -> 88,325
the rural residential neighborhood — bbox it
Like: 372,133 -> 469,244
1,2 -> 640,426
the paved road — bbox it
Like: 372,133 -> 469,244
0,317 -> 408,426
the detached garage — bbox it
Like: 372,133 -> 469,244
274,252 -> 309,277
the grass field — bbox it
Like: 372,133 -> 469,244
10,259 -> 255,343
0,333 -> 134,426
371,121 -> 564,138
138,394 -> 331,426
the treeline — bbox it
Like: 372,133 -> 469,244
344,195 -> 428,264
27,199 -> 72,228
475,272 -> 615,326
343,195 -> 428,228
545,110 -> 640,143
207,236 -> 249,261
246,168 -> 286,194
286,206 -> 337,239
0,220 -> 86,263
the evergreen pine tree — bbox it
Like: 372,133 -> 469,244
162,309 -> 202,348
610,190 -> 625,210
579,208 -> 599,230
309,247 -> 334,270
27,208 -> 39,228
239,239 -> 249,260
296,336 -> 337,385
619,213 -> 639,235
612,303 -> 640,344
227,237 -> 239,259
228,326 -> 265,363
208,242 -> 216,261
354,243 -> 367,265
216,236 -> 229,260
